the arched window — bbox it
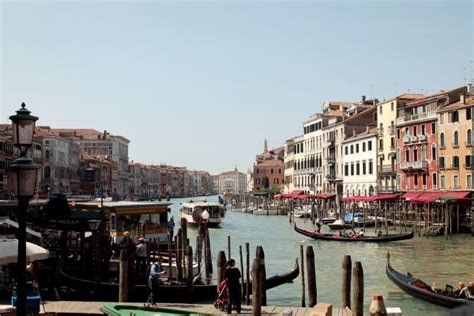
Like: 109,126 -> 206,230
397,149 -> 400,162
421,145 -> 426,161
468,129 -> 472,145
405,147 -> 410,162
405,127 -> 410,137
454,131 -> 459,147
432,144 -> 437,160
45,150 -> 50,159
440,133 -> 445,148
413,146 -> 418,162
44,166 -> 51,179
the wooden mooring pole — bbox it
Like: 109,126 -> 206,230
353,261 -> 364,316
186,245 -> 194,303
176,229 -> 183,282
300,245 -> 305,307
306,245 -> 317,307
245,242 -> 250,305
227,235 -> 231,259
256,246 -> 267,306
341,255 -> 352,309
119,249 -> 128,302
204,227 -> 213,277
239,245 -> 245,299
252,258 -> 262,316
217,251 -> 227,284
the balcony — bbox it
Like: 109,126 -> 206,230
464,163 -> 474,170
379,186 -> 397,194
403,136 -> 410,144
378,165 -> 396,176
388,126 -> 395,135
326,155 -> 336,163
396,111 -> 437,126
326,174 -> 336,181
418,135 -> 427,142
390,145 -> 396,152
399,161 -> 428,172
411,136 -> 418,143
447,164 -> 459,170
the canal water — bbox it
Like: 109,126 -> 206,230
169,197 -> 474,316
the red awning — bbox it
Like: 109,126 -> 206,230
341,196 -> 372,202
413,192 -> 445,203
402,192 -> 423,201
296,194 -> 310,200
317,193 -> 336,200
441,191 -> 471,200
290,190 -> 305,198
372,194 -> 401,201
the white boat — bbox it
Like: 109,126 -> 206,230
253,208 -> 282,216
179,201 -> 224,227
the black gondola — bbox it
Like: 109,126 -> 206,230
386,253 -> 474,308
59,259 -> 299,302
294,224 -> 414,242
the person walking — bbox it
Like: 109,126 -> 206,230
147,258 -> 166,305
224,259 -> 241,314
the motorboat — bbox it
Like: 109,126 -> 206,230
179,201 -> 225,227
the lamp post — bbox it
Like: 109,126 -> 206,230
8,103 -> 39,315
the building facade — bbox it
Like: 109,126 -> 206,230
215,169 -> 247,195
253,141 -> 285,193
283,138 -> 295,194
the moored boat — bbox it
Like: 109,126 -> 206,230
386,253 -> 474,308
327,219 -> 352,230
294,224 -> 414,242
179,201 -> 224,227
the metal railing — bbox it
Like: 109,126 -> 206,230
399,161 -> 428,171
396,111 -> 437,125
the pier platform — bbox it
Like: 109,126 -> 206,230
40,301 -> 352,315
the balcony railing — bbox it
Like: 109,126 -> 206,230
379,186 -> 397,194
464,163 -> 473,170
396,111 -> 437,125
326,155 -> 336,163
448,164 -> 459,170
378,165 -> 395,175
399,161 -> 428,171
418,135 -> 427,142
326,174 -> 335,181
411,136 -> 418,143
403,136 -> 410,144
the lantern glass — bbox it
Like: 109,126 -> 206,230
9,169 -> 37,197
12,119 -> 35,147
202,209 -> 210,220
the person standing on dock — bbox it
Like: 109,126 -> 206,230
224,259 -> 241,314
136,237 -> 148,277
147,258 -> 166,305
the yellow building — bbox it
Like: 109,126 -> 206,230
377,94 -> 424,193
437,92 -> 474,191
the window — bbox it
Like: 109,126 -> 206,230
274,179 -> 279,184
356,162 -> 360,175
344,164 -> 349,176
465,155 -> 472,168
421,145 -> 426,161
256,169 -> 260,174
397,149 -> 400,162
397,174 -> 400,188
414,174 -> 418,186
350,163 -> 354,176
362,142 -> 366,152
422,174 -> 427,186
369,160 -> 373,174
467,107 -> 472,120
405,148 -> 410,162
432,173 -> 437,188
440,113 -> 444,124
453,156 -> 459,169
397,128 -> 401,139
345,146 -> 348,155
413,126 -> 417,137
440,175 -> 446,189
405,127 -> 410,137
379,106 -> 383,114
454,175 -> 459,189
451,110 -> 459,122
439,157 -> 445,169
440,133 -> 445,148
431,122 -> 436,134
279,169 -> 282,174
421,124 -> 426,135
44,166 -> 51,179
45,150 -> 50,159
468,175 -> 473,188
350,145 -> 354,154
453,131 -> 459,147
391,102 -> 394,111
368,141 -> 372,151
432,144 -> 437,160
406,174 -> 410,190
468,129 -> 472,145
271,169 -> 274,174
362,161 -> 366,174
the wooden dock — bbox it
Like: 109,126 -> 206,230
40,301 -> 352,315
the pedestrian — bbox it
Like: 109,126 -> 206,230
147,258 -> 166,305
136,237 -> 148,277
167,217 -> 175,237
224,259 -> 241,314
119,231 -> 136,256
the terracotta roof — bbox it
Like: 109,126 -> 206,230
405,86 -> 466,107
397,93 -> 426,100
323,110 -> 343,117
219,171 -> 245,177
257,160 -> 284,167
438,96 -> 474,112
51,128 -> 114,140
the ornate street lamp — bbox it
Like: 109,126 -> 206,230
9,103 -> 39,315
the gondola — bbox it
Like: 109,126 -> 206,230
386,253 -> 474,308
59,259 -> 299,302
294,224 -> 414,242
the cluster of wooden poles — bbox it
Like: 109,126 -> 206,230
298,246 -> 364,316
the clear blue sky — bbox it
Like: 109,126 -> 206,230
1,0 -> 472,174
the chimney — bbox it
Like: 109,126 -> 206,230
467,83 -> 473,95
103,130 -> 107,139
460,94 -> 465,104
352,129 -> 356,137
366,126 -> 370,132
361,95 -> 366,104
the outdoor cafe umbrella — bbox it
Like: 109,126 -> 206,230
0,239 -> 49,265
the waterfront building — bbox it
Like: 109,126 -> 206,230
396,86 -> 467,192
291,135 -> 305,192
302,114 -> 324,194
36,127 -> 81,195
437,87 -> 474,191
215,168 -> 247,194
246,168 -> 254,193
253,140 -> 285,193
52,128 -> 130,198
0,131 -> 14,197
376,94 -> 425,193
80,155 -> 118,196
128,162 -> 161,199
283,138 -> 295,194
